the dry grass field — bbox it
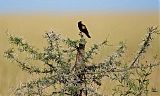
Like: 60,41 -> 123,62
0,12 -> 159,95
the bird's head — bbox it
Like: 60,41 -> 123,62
78,21 -> 82,24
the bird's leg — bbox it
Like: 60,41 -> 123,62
79,31 -> 84,38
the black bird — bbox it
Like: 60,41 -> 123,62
78,21 -> 91,38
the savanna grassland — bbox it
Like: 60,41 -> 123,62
0,12 -> 159,95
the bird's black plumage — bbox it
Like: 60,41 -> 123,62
78,21 -> 91,38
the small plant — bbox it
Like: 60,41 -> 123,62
4,26 -> 160,96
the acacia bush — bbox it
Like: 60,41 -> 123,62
4,26 -> 160,96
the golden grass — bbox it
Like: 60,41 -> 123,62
0,12 -> 159,95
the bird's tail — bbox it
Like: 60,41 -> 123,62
86,34 -> 91,38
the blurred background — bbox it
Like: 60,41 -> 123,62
0,0 -> 159,95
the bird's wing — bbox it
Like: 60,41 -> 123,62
82,25 -> 86,29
